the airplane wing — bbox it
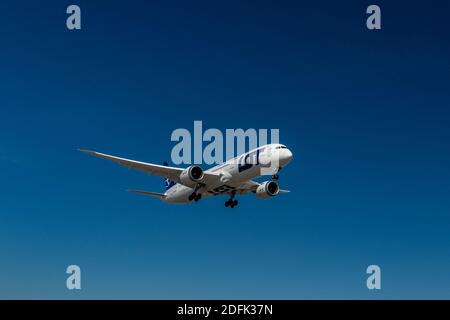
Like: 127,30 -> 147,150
234,180 -> 259,194
79,149 -> 220,187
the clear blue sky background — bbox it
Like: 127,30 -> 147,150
1,0 -> 449,299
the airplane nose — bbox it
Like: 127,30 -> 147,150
286,149 -> 293,161
279,148 -> 293,166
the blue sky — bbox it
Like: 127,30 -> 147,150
0,0 -> 450,299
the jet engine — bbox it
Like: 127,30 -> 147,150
255,181 -> 280,198
179,165 -> 204,187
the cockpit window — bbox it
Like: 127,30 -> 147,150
275,146 -> 287,149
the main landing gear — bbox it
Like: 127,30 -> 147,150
188,193 -> 202,202
189,184 -> 202,202
225,198 -> 238,208
225,192 -> 238,208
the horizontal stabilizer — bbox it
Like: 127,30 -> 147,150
127,189 -> 166,198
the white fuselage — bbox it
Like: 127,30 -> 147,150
162,143 -> 293,203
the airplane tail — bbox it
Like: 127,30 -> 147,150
163,161 -> 176,191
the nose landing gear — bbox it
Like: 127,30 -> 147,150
272,167 -> 282,180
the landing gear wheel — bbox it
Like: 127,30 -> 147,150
226,199 -> 238,208
188,193 -> 197,201
272,174 -> 279,180
189,184 -> 202,201
225,191 -> 237,208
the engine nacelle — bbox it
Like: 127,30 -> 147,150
255,181 -> 280,198
179,165 -> 204,188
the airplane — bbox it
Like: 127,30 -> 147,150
79,143 -> 293,208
